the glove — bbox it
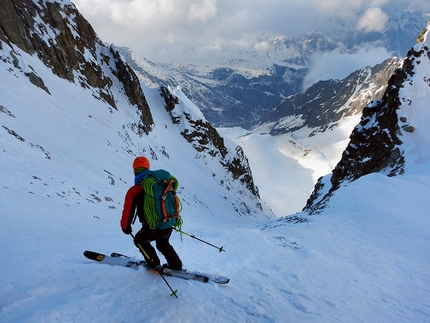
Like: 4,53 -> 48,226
122,226 -> 132,235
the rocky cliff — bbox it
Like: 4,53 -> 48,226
0,0 -> 153,134
304,20 -> 430,213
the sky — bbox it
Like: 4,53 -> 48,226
73,0 -> 430,65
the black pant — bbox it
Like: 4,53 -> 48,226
134,226 -> 182,269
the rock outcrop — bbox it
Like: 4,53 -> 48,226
304,21 -> 430,214
0,0 -> 153,134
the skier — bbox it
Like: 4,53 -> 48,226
120,156 -> 183,270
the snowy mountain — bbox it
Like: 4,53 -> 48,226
252,57 -> 401,136
121,10 -> 429,127
0,0 -> 268,220
119,33 -> 344,127
217,57 -> 401,216
305,20 -> 430,213
1,1 -> 429,322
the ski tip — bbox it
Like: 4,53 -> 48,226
212,276 -> 230,284
83,250 -> 105,261
83,250 -> 95,256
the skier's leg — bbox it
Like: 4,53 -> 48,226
156,228 -> 182,270
134,227 -> 160,268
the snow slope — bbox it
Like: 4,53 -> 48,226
2,161 -> 429,322
218,115 -> 361,216
1,19 -> 430,323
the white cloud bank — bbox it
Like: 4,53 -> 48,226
72,0 -> 429,64
357,7 -> 389,32
302,46 -> 393,89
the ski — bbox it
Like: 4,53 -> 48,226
83,251 -> 230,284
84,250 -> 141,268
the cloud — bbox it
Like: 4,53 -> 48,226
188,0 -> 217,21
72,0 -> 430,64
254,41 -> 270,52
74,0 -> 214,27
357,7 -> 389,32
302,46 -> 392,90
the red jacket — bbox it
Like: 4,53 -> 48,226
120,185 -> 145,231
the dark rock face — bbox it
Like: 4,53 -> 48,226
0,0 -> 97,82
160,85 -> 180,123
0,0 -> 36,54
0,0 -> 153,133
304,68 -> 408,213
304,23 -> 430,213
110,47 -> 153,134
181,118 -> 228,158
160,85 -> 260,199
221,146 -> 260,198
254,58 -> 401,136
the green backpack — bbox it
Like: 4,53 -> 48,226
141,169 -> 182,230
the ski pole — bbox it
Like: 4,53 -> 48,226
173,228 -> 225,253
130,233 -> 178,298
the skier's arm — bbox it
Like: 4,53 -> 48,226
120,185 -> 142,234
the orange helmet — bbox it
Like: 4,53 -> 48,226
133,156 -> 150,170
